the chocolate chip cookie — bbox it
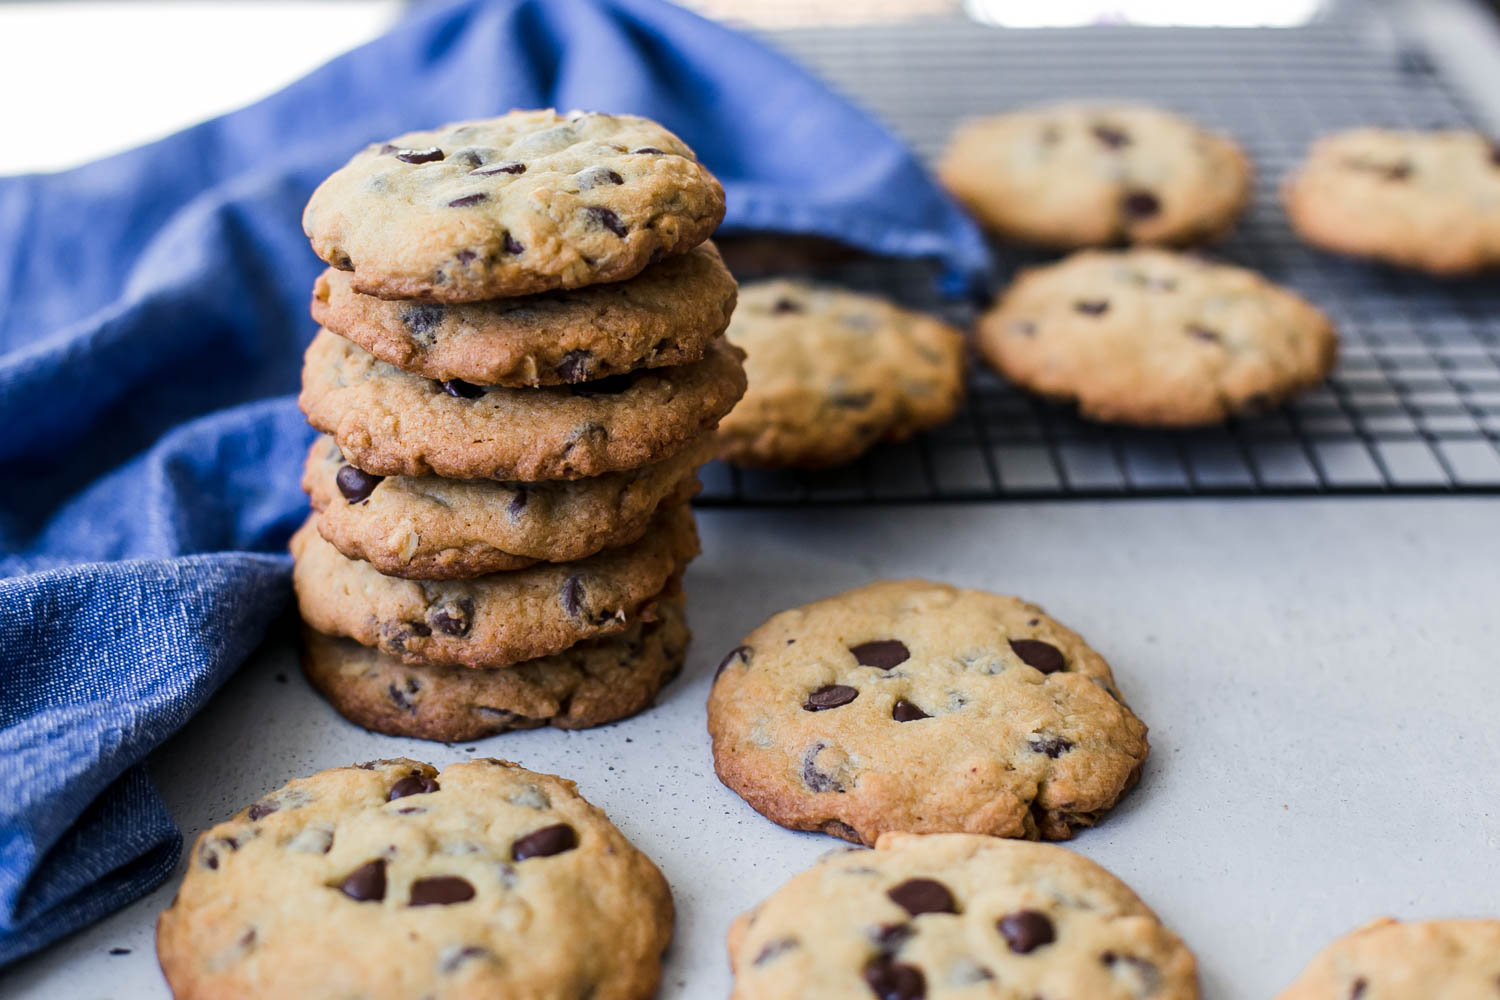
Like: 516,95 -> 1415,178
978,248 -> 1337,426
1283,128 -> 1500,275
311,241 -> 737,386
303,110 -> 725,301
291,505 -> 698,669
304,433 -> 710,579
727,832 -> 1199,1000
939,103 -> 1251,248
156,758 -> 673,1000
707,579 -> 1148,845
1276,918 -> 1500,999
717,281 -> 967,469
302,593 -> 689,741
299,329 -> 745,481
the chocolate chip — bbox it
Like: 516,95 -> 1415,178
871,923 -> 914,953
198,836 -> 238,869
428,598 -> 474,637
1075,300 -> 1109,316
247,801 -> 278,821
512,823 -> 578,860
632,146 -> 665,155
575,166 -> 624,190
447,193 -> 488,208
1384,162 -> 1413,181
400,304 -> 444,336
753,937 -> 799,966
441,378 -> 485,399
395,147 -> 444,164
851,640 -> 910,670
1092,124 -> 1130,148
892,699 -> 929,722
561,575 -> 585,618
1029,734 -> 1074,758
716,645 -> 752,679
335,465 -> 383,503
1187,324 -> 1221,343
864,956 -> 926,1000
471,160 -> 526,176
998,910 -> 1054,953
1348,979 -> 1367,1000
804,685 -> 858,711
771,297 -> 804,314
333,254 -> 354,272
455,249 -> 477,266
388,775 -> 439,800
109,947 -> 130,956
801,743 -> 844,793
502,232 -> 524,254
555,349 -> 596,382
409,876 -> 474,906
886,879 -> 956,916
507,487 -> 529,517
570,372 -> 635,396
1123,190 -> 1160,218
1009,638 -> 1065,673
340,859 -> 387,902
585,205 -> 627,236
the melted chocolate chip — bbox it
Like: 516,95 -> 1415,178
851,640 -> 910,670
387,679 -> 418,711
336,465 -> 383,503
632,146 -> 665,155
1123,190 -> 1160,218
585,205 -> 627,237
804,685 -> 859,711
471,160 -> 526,176
447,193 -> 488,208
340,859 -> 387,902
1092,124 -> 1130,148
1187,324 -> 1221,343
409,876 -> 474,906
247,801 -> 278,821
555,349 -> 596,382
576,166 -> 624,190
395,147 -> 444,164
1029,734 -> 1075,758
507,487 -> 529,517
864,956 -> 926,1000
441,378 -> 485,399
801,743 -> 844,793
892,699 -> 929,722
429,598 -> 474,637
400,304 -> 444,336
716,645 -> 752,679
1009,638 -> 1066,673
560,575 -> 585,618
886,879 -> 957,916
998,910 -> 1055,953
455,249 -> 477,266
512,823 -> 578,860
753,937 -> 799,966
1075,300 -> 1110,316
502,232 -> 524,254
388,774 -> 439,800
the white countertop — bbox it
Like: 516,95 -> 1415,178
11,498 -> 1500,998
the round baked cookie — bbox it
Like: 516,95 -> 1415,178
1283,128 -> 1500,275
303,109 -> 725,301
304,433 -> 711,579
1276,918 -> 1500,1000
156,758 -> 673,1000
939,103 -> 1251,248
302,593 -> 689,741
717,281 -> 967,468
978,248 -> 1337,426
299,328 -> 746,481
708,579 -> 1148,845
727,832 -> 1199,1000
311,241 -> 738,386
290,505 -> 698,669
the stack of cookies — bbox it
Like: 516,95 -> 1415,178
289,110 -> 744,741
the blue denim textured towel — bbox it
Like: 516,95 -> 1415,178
0,0 -> 988,966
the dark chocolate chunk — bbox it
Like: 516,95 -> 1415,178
863,956 -> 926,1000
388,774 -> 440,800
471,160 -> 526,176
247,801 -> 278,821
441,378 -> 485,399
1029,734 -> 1075,758
1092,124 -> 1130,148
851,640 -> 910,670
1123,190 -> 1161,218
339,859 -> 387,902
336,465 -> 382,503
804,684 -> 859,711
1009,638 -> 1066,673
1075,300 -> 1110,316
585,205 -> 627,237
555,349 -> 597,382
447,193 -> 488,208
892,699 -> 930,722
716,645 -> 752,679
997,910 -> 1055,953
886,879 -> 956,916
395,147 -> 444,164
409,876 -> 475,906
428,598 -> 474,637
512,823 -> 578,860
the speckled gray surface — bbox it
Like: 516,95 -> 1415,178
10,499 -> 1500,999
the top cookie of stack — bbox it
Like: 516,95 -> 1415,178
292,110 -> 744,742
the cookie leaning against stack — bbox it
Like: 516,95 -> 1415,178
292,110 -> 745,741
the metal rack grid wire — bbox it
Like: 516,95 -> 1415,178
696,18 -> 1500,504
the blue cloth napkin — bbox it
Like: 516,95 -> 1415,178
0,0 -> 989,966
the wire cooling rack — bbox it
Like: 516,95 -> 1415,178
697,17 -> 1500,504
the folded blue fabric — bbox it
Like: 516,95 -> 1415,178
0,0 -> 988,966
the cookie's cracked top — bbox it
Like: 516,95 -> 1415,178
156,757 -> 673,1000
727,832 -> 1198,1000
303,110 -> 725,301
708,579 -> 1148,845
